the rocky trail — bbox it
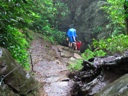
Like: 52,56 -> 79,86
29,37 -> 82,96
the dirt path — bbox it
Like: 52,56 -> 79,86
29,37 -> 77,96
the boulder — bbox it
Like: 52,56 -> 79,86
95,74 -> 128,96
0,47 -> 39,96
60,51 -> 73,58
73,53 -> 82,59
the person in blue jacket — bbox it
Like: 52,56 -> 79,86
66,27 -> 77,50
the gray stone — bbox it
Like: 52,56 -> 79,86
69,57 -> 76,61
95,74 -> 128,96
60,51 -> 73,58
0,47 -> 39,96
74,53 -> 82,59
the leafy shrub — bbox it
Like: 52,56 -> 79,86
102,0 -> 126,35
93,34 -> 128,54
68,59 -> 83,71
81,48 -> 106,60
43,25 -> 65,44
81,49 -> 95,60
0,26 -> 30,70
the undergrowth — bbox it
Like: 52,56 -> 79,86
2,26 -> 30,70
68,34 -> 128,71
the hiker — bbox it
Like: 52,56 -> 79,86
66,27 -> 77,50
76,40 -> 82,51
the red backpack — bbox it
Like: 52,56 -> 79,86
76,41 -> 82,50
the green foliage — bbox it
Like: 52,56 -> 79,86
93,34 -> 128,54
106,0 -> 125,27
68,59 -> 83,71
94,50 -> 106,57
0,25 -> 30,70
43,25 -> 65,44
102,0 -> 126,35
81,49 -> 95,60
29,0 -> 69,44
29,0 -> 56,32
81,48 -> 106,60
0,0 -> 38,29
93,26 -> 103,34
30,0 -> 69,30
0,1 -> 37,70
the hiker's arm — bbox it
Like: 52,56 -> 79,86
73,36 -> 76,42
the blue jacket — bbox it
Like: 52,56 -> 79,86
67,28 -> 77,37
66,28 -> 77,42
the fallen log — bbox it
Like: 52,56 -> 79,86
71,51 -> 128,96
